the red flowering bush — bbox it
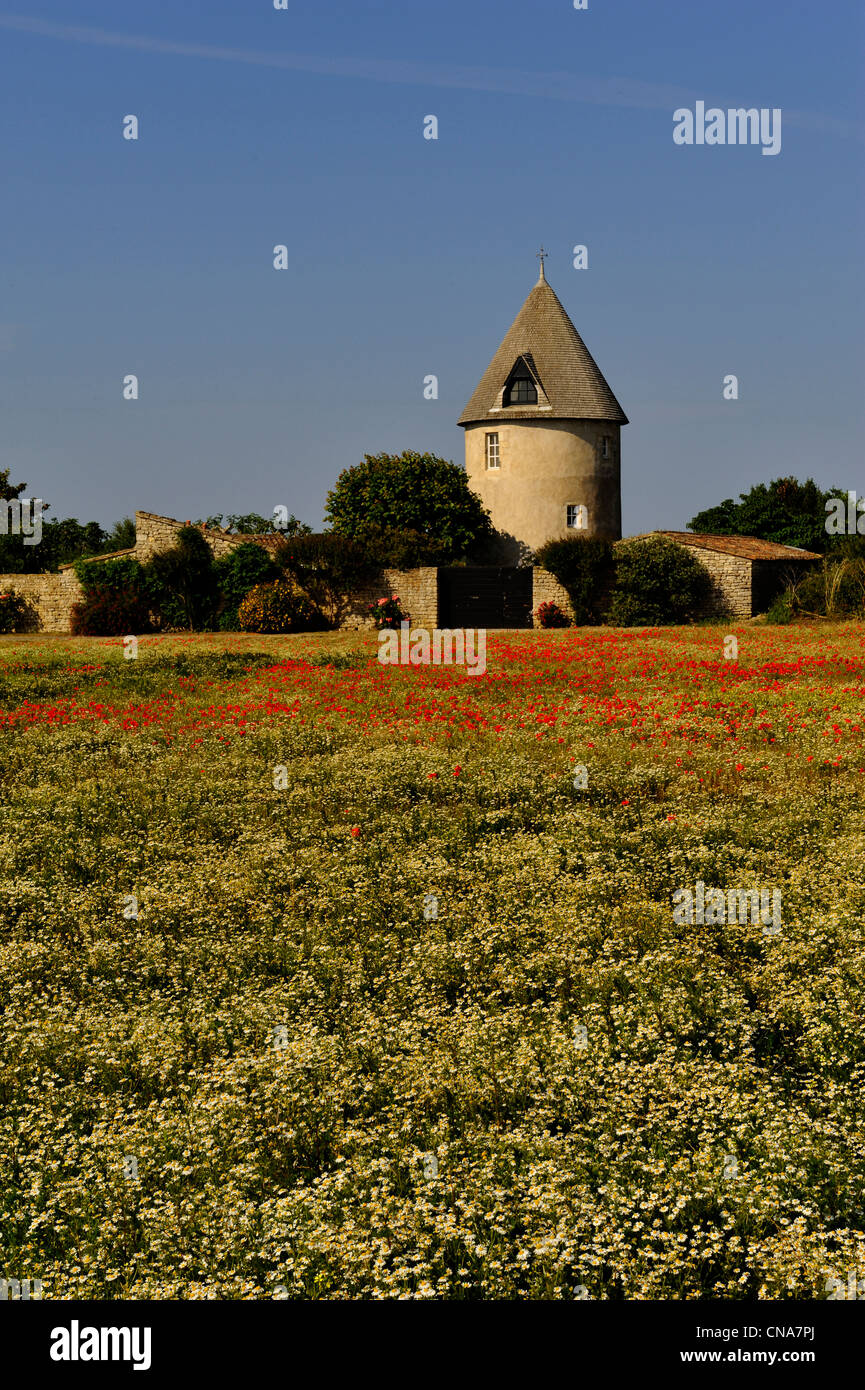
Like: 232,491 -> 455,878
369,594 -> 410,631
536,599 -> 570,628
0,589 -> 28,634
70,589 -> 153,636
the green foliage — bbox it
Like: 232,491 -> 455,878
324,451 -> 495,562
70,556 -> 162,635
0,468 -> 140,574
764,592 -> 794,625
535,536 -> 614,624
608,536 -> 712,626
0,467 -> 27,503
144,527 -> 219,632
74,555 -> 146,596
0,466 -> 35,573
0,517 -> 105,574
275,533 -> 381,626
213,544 -> 280,631
353,524 -> 450,569
195,512 -> 312,536
688,477 -> 839,554
237,578 -> 326,634
102,517 -> 137,552
75,536 -> 304,634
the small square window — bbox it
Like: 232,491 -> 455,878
567,504 -> 587,530
485,432 -> 500,469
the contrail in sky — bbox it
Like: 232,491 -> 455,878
0,12 -> 860,141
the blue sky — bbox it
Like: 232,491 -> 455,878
0,0 -> 862,536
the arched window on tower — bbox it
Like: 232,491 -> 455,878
503,357 -> 538,407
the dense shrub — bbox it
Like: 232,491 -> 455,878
274,533 -> 380,626
213,543 -> 280,631
765,592 -> 794,625
70,589 -> 153,636
608,536 -> 711,626
536,599 -> 570,628
353,524 -> 450,569
71,556 -> 159,635
237,578 -> 326,634
0,589 -> 28,633
324,451 -> 495,562
535,536 -> 614,624
74,555 -> 147,597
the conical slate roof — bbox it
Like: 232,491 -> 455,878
459,271 -> 628,426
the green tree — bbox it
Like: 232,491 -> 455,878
275,533 -> 379,627
688,477 -> 841,554
144,526 -> 219,631
103,517 -> 136,552
324,451 -> 495,562
0,467 -> 27,504
195,512 -> 312,536
0,469 -> 44,573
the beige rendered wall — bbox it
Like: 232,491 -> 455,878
465,419 -> 621,555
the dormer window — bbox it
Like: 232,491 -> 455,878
503,356 -> 538,407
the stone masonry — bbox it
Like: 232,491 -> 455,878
0,513 -> 443,634
0,508 -> 818,633
685,548 -> 753,618
345,568 -> 439,631
532,567 -> 575,623
0,568 -> 85,633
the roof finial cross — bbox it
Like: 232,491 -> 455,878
536,245 -> 549,281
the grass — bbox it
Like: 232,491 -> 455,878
1,621 -> 864,1299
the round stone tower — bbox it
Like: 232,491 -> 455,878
458,257 -> 627,561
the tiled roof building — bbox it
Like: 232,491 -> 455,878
625,531 -> 821,617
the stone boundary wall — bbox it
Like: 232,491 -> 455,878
343,568 -> 439,630
0,512 -> 239,634
0,505 -> 592,635
0,569 -> 84,633
348,567 -> 568,631
532,568 -> 575,624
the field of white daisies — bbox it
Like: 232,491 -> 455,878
1,622 -> 864,1300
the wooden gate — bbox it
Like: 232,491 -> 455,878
437,567 -> 533,629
